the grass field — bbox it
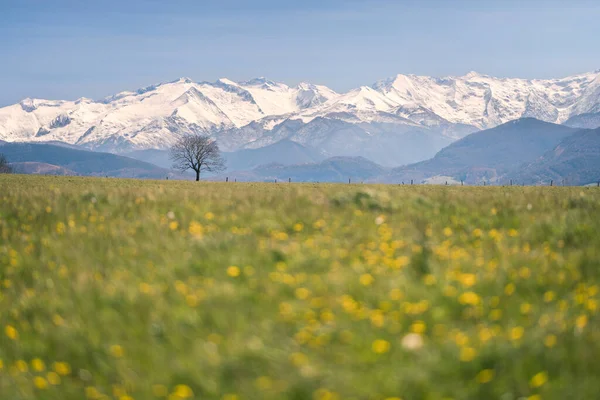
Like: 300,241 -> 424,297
1,175 -> 600,400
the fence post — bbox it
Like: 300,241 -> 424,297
510,179 -> 512,186
550,180 -> 553,186
289,178 -> 291,183
226,177 -> 228,182
411,179 -> 413,185
349,178 -> 351,184
461,180 -> 463,186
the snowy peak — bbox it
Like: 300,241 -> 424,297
1,70 -> 600,151
370,70 -> 600,129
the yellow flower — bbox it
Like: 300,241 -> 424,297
16,360 -> 28,372
110,344 -> 124,358
576,315 -> 588,329
295,287 -> 310,300
372,339 -> 391,354
527,396 -> 541,400
530,371 -> 548,388
188,221 -> 204,237
33,376 -> 48,389
460,347 -> 476,362
169,221 -> 179,231
543,334 -> 557,348
389,288 -> 403,300
443,227 -> 453,237
520,303 -> 532,314
359,273 -> 374,286
174,384 -> 193,398
223,395 -> 240,400
504,283 -> 515,295
227,266 -> 240,277
394,256 -> 410,269
410,321 -> 427,334
476,369 -> 495,383
5,325 -> 18,340
32,358 -> 45,371
510,326 -> 524,341
293,223 -> 304,232
53,361 -> 71,375
47,372 -> 61,385
458,291 -> 481,306
459,274 -> 476,287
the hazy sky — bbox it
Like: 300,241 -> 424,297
1,0 -> 599,106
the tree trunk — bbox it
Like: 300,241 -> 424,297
195,169 -> 200,182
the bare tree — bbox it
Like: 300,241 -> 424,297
169,135 -> 226,181
0,153 -> 12,174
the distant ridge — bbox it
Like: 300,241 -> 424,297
378,118 -> 578,184
0,142 -> 172,178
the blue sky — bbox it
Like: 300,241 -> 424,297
1,0 -> 599,106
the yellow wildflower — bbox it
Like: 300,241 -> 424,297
32,358 -> 45,371
53,361 -> 71,375
372,339 -> 391,354
33,376 -> 48,389
544,334 -> 557,348
359,273 -> 374,286
476,369 -> 495,383
530,371 -> 548,388
460,347 -> 476,362
174,384 -> 193,398
5,325 -> 18,340
110,344 -> 124,358
227,266 -> 240,277
47,371 -> 61,385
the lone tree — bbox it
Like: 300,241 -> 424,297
170,134 -> 225,181
0,153 -> 12,174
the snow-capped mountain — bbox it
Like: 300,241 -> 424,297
371,70 -> 600,129
0,77 -> 339,151
1,70 -> 599,165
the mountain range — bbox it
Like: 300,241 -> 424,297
2,70 -> 599,167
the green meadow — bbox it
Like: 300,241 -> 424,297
1,174 -> 599,400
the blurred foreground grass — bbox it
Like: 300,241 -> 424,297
1,175 -> 600,400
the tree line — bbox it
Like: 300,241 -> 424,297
0,153 -> 12,174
